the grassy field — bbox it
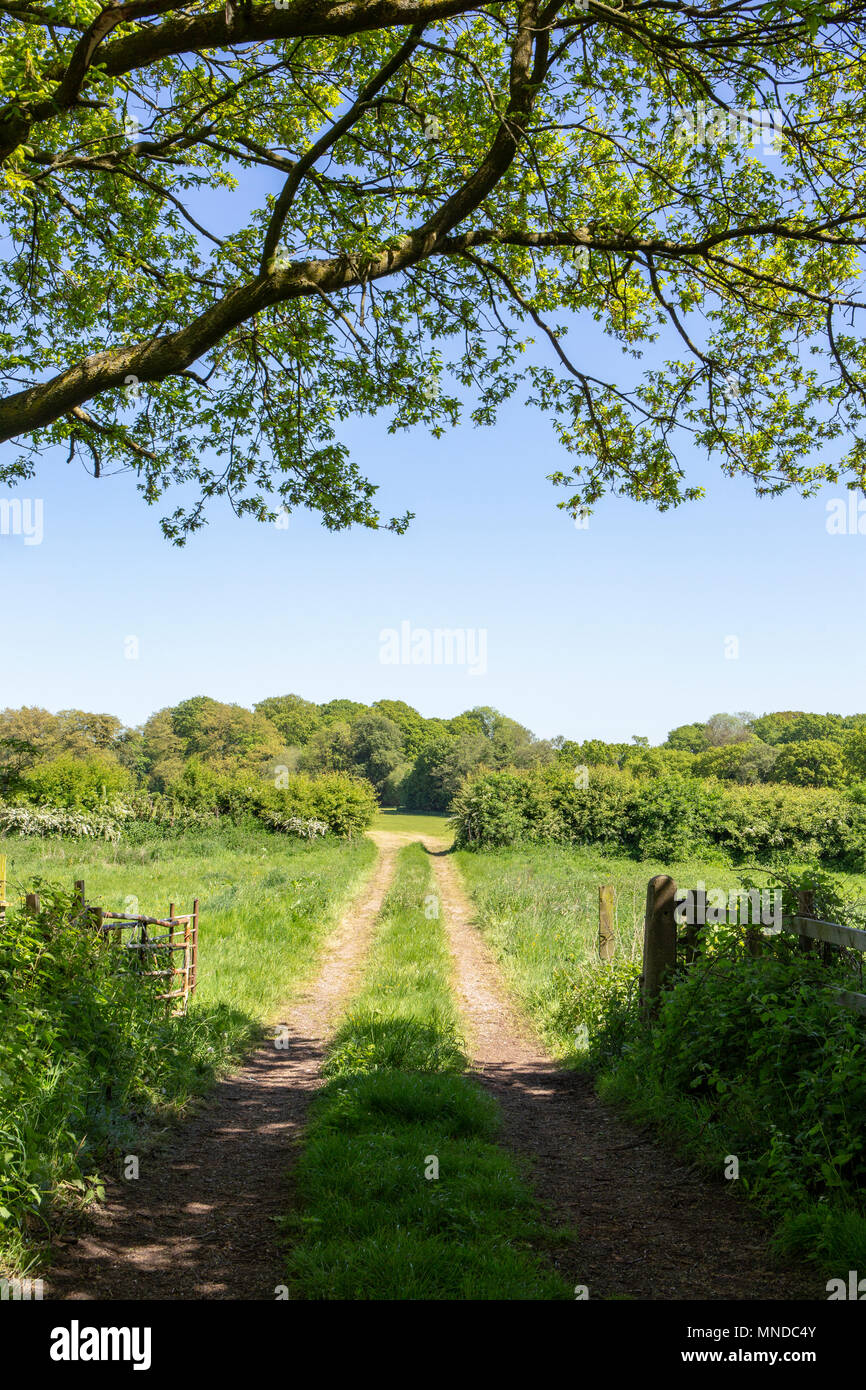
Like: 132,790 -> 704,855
4,825 -> 376,1027
455,842 -> 866,1058
282,841 -> 573,1299
371,809 -> 453,841
0,826 -> 376,1274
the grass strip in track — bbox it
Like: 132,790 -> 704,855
282,841 -> 572,1299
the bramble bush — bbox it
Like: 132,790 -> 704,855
451,764 -> 866,867
596,931 -> 866,1231
549,957 -> 643,1068
556,870 -> 866,1269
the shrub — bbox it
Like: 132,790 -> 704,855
0,803 -> 127,841
450,764 -> 866,867
297,771 -> 378,836
449,770 -> 534,847
546,764 -> 635,848
626,773 -> 720,859
163,765 -> 377,837
1,767 -> 375,845
605,938 -> 866,1218
18,755 -> 135,810
708,783 -> 866,864
0,885 -> 243,1266
548,957 -> 642,1067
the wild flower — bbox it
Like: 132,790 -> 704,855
0,804 -> 125,842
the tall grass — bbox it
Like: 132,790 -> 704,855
456,842 -> 866,1275
455,843 -> 866,1058
3,824 -> 376,1023
282,842 -> 573,1300
0,826 -> 375,1276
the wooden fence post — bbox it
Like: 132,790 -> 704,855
682,887 -> 706,964
797,888 -> 816,955
598,884 -> 615,961
746,917 -> 764,957
191,899 -> 199,994
182,912 -> 192,1011
25,892 -> 40,914
641,874 -> 678,1015
796,886 -> 833,965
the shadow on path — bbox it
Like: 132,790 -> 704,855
426,840 -> 822,1302
47,838 -> 401,1301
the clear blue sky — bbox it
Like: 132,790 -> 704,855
3,158 -> 864,746
2,386 -> 863,745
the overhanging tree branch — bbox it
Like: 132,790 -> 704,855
3,0 -> 866,539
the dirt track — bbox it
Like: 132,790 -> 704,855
425,838 -> 822,1301
46,829 -> 822,1301
46,834 -> 402,1301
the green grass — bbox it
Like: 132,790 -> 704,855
282,841 -> 573,1299
371,809 -> 453,842
456,841 -> 866,1276
455,842 -> 866,1058
0,825 -> 375,1275
4,824 -> 376,1026
453,843 -> 736,1056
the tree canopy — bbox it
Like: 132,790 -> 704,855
7,696 -> 866,803
2,1 -> 866,539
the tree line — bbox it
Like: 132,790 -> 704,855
3,699 -> 866,813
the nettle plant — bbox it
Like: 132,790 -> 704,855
2,2 -> 866,540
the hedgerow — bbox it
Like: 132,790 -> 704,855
592,922 -> 866,1267
0,770 -> 377,843
17,756 -> 135,810
0,804 -> 127,841
161,765 -> 377,837
451,764 -> 866,867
